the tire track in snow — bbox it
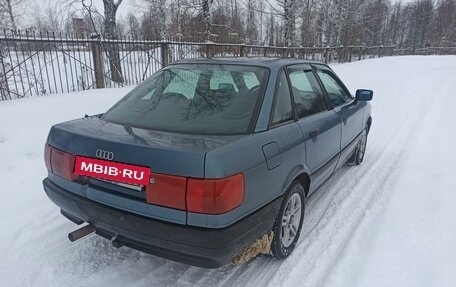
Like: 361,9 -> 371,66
317,71 -> 456,287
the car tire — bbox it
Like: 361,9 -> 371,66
271,180 -> 305,260
354,128 -> 368,165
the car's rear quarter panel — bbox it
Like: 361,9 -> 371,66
197,121 -> 308,228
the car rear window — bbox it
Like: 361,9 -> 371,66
101,64 -> 269,135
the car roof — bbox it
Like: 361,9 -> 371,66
169,57 -> 327,69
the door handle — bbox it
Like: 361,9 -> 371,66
309,130 -> 318,139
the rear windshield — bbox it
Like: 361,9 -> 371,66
101,64 -> 269,135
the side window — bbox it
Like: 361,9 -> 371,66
288,69 -> 327,118
316,70 -> 351,107
271,71 -> 293,125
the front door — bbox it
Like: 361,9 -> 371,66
313,65 -> 364,166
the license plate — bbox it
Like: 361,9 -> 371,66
74,156 -> 150,186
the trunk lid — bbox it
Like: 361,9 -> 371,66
47,116 -> 241,178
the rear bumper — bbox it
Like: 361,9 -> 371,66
43,178 -> 281,268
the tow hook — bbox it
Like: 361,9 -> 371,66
68,224 -> 95,242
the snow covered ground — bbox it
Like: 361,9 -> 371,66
0,56 -> 455,287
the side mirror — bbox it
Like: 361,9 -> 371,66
355,89 -> 373,101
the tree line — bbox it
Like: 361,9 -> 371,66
1,0 -> 455,49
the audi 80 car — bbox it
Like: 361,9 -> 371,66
43,58 -> 373,268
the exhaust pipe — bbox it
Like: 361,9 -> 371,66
68,224 -> 95,242
111,236 -> 123,248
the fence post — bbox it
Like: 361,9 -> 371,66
205,44 -> 214,58
263,47 -> 267,57
0,51 -> 12,100
324,48 -> 329,63
91,40 -> 105,89
161,42 -> 170,67
240,44 -> 245,57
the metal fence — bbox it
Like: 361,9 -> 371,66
1,30 -> 455,101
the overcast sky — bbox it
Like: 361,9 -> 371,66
24,0 -> 139,25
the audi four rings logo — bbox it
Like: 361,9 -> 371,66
95,149 -> 114,160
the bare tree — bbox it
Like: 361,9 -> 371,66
126,12 -> 140,36
62,0 -> 123,82
246,0 -> 258,44
300,0 -> 316,46
6,0 -> 17,30
433,0 -> 456,46
268,0 -> 296,46
387,2 -> 402,45
83,9 -> 105,36
1,0 -> 27,30
202,0 -> 213,41
267,12 -> 275,45
103,0 -> 123,83
281,0 -> 297,46
416,0 -> 434,48
44,4 -> 71,34
141,0 -> 167,39
258,0 -> 266,44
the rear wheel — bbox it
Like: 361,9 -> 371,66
271,181 -> 305,259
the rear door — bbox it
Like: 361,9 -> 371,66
286,64 -> 341,192
313,64 -> 364,166
261,69 -> 305,200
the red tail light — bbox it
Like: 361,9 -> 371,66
45,144 -> 77,181
146,173 -> 187,210
186,173 -> 244,214
44,144 -> 52,171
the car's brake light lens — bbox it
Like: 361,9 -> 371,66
186,173 -> 244,214
44,144 -> 52,171
146,173 -> 187,210
45,144 -> 77,181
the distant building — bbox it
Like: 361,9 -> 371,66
72,18 -> 86,39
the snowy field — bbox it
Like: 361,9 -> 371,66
1,43 -> 202,99
0,56 -> 455,286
